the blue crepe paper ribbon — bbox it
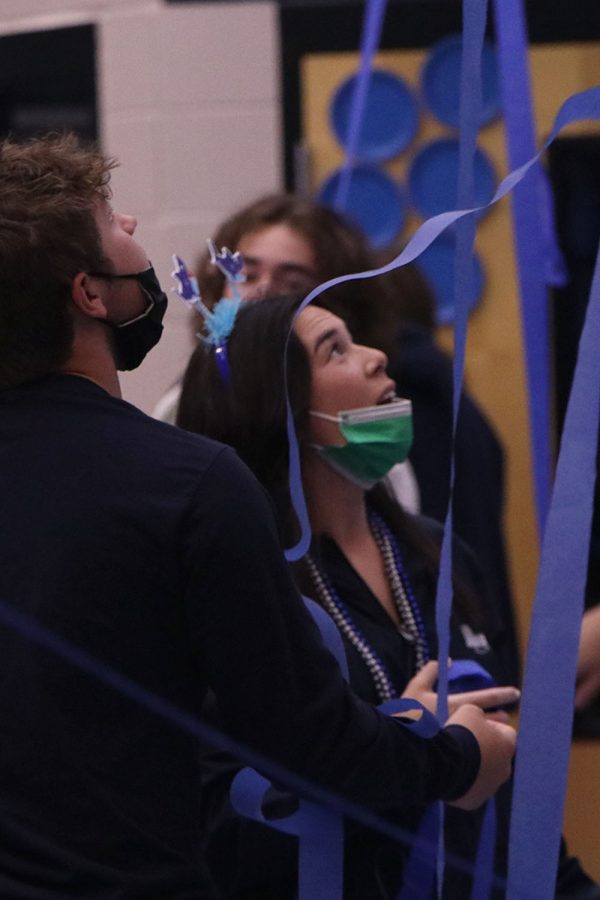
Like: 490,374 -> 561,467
492,5 -> 597,896
286,79 -> 600,897
493,0 -> 554,536
0,596 -> 475,865
433,3 -> 491,895
397,803 -> 440,900
285,85 -> 600,566
471,797 -> 497,900
538,168 -> 569,290
435,0 -> 490,727
230,767 -> 344,900
0,32 -> 593,900
293,11 -> 591,897
506,242 -> 600,899
230,597 -> 440,900
284,80 -> 600,900
0,596 -> 508,894
396,791 -> 497,900
332,0 -> 389,210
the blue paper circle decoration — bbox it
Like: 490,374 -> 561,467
408,138 -> 497,220
421,34 -> 501,128
415,234 -> 485,325
317,164 -> 406,250
330,68 -> 419,163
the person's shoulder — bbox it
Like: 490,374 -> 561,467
68,379 -> 235,482
119,396 -> 236,472
115,399 -> 269,522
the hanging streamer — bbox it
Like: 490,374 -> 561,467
0,82 -> 598,900
435,0 -> 490,726
488,5 -> 598,894
231,767 -> 344,900
433,1 -> 491,894
329,3 -> 498,891
286,82 -> 600,562
284,86 -> 600,564
0,592 -> 484,884
507,244 -> 600,898
332,0 -> 389,210
229,599 -> 441,900
493,0 -> 553,536
228,596 -> 348,900
230,699 -> 442,900
397,804 -> 440,900
470,797 -> 497,900
284,82 -> 600,900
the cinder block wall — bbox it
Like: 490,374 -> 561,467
0,0 -> 281,413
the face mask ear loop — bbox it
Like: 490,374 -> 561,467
309,410 -> 346,449
309,410 -> 341,423
115,297 -> 155,329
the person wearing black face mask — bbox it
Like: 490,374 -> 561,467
86,265 -> 169,370
0,133 -> 518,900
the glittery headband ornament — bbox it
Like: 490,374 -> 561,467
171,241 -> 244,382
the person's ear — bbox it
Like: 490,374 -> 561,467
71,272 -> 109,320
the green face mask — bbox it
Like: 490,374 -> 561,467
311,399 -> 413,490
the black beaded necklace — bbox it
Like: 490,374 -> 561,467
305,508 -> 430,703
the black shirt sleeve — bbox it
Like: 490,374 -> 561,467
182,449 -> 480,810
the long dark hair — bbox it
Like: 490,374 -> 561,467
177,295 -> 311,544
177,294 -> 479,626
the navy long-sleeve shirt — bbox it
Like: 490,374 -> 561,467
0,375 -> 478,899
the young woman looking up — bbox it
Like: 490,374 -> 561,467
177,294 -> 526,900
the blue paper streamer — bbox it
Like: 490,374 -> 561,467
435,0 -> 488,751
433,3 -> 490,893
229,602 -> 440,900
285,83 -> 600,566
0,53 -> 595,900
538,167 -> 568,289
471,798 -> 497,900
284,76 -> 600,900
230,689 -> 445,900
0,594 -> 491,874
231,767 -> 344,900
378,697 -> 441,738
398,804 -> 440,900
493,0 -> 553,536
507,242 -> 600,898
0,596 -> 509,892
332,0 -> 389,210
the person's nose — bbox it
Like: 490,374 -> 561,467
363,344 -> 388,376
117,213 -> 137,235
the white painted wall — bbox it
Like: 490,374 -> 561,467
0,0 -> 281,412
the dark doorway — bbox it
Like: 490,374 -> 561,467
0,24 -> 97,142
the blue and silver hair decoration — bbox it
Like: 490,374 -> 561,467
171,243 -> 244,382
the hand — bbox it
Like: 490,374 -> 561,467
401,660 -> 520,723
576,605 -> 600,710
446,703 -> 516,811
